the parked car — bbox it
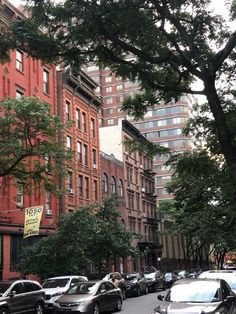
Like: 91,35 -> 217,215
53,280 -> 122,314
102,272 -> 127,299
199,269 -> 236,293
154,278 -> 236,314
142,266 -> 165,292
164,271 -> 180,288
42,275 -> 88,311
0,279 -> 45,314
123,272 -> 148,296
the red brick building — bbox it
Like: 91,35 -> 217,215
0,1 -> 101,280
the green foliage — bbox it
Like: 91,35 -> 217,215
0,97 -> 72,192
5,0 -> 236,186
17,196 -> 137,278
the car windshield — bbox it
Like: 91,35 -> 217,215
142,266 -> 156,274
66,282 -> 97,295
123,274 -> 137,281
0,282 -> 12,295
42,279 -> 69,288
200,273 -> 236,290
167,281 -> 220,303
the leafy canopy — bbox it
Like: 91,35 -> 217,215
4,0 -> 236,187
0,97 -> 72,191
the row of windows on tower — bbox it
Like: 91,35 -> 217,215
102,173 -> 124,197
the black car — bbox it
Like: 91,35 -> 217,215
142,266 -> 165,292
0,279 -> 45,314
123,272 -> 148,297
154,278 -> 236,314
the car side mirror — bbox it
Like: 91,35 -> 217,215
157,294 -> 164,301
9,290 -> 16,298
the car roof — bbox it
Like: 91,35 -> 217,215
44,276 -> 82,280
173,277 -> 222,285
0,279 -> 41,285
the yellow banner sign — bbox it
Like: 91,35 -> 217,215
24,206 -> 44,239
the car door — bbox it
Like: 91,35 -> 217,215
7,282 -> 29,313
221,281 -> 235,313
104,281 -> 119,310
97,282 -> 109,312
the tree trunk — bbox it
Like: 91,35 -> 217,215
204,78 -> 236,193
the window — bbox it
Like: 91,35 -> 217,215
76,109 -> 81,129
105,75 -> 112,83
16,50 -> 23,71
66,101 -> 71,121
107,119 -> 114,125
67,135 -> 72,150
102,173 -> 108,193
94,180 -> 98,201
82,112 -> 87,133
16,89 -> 24,98
91,118 -> 95,138
106,108 -> 113,115
111,176 -> 116,194
106,97 -> 113,104
78,175 -> 83,197
118,179 -> 124,197
116,84 -> 123,91
83,144 -> 88,165
85,177 -> 89,198
45,190 -> 52,214
92,149 -> 97,167
43,69 -> 49,94
106,86 -> 112,93
77,141 -> 82,163
68,171 -> 73,191
116,95 -> 124,103
16,183 -> 24,206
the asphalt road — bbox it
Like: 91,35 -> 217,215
120,290 -> 167,314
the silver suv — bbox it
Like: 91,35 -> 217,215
0,279 -> 45,314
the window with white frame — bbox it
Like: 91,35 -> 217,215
111,176 -> 116,194
45,190 -> 52,213
43,69 -> 49,94
118,179 -> 124,197
83,144 -> 88,165
16,89 -> 24,99
67,135 -> 72,150
16,50 -> 23,72
82,112 -> 87,133
116,84 -> 123,91
78,175 -> 83,197
105,75 -> 112,83
77,141 -> 82,163
92,149 -> 97,167
105,86 -> 112,93
66,101 -> 71,121
85,177 -> 89,199
91,118 -> 95,138
76,109 -> 81,129
94,180 -> 98,201
16,183 -> 24,207
68,171 -> 73,192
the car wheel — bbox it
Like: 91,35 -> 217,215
0,309 -> 9,314
35,303 -> 44,314
93,303 -> 100,314
114,297 -> 122,312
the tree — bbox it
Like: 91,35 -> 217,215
0,97 -> 72,191
17,196 -> 136,278
159,150 -> 236,269
2,0 -> 236,190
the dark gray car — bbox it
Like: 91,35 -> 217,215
154,278 -> 236,314
0,279 -> 45,314
53,280 -> 122,314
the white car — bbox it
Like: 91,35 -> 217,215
199,269 -> 236,293
42,275 -> 88,311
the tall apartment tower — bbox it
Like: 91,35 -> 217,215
83,65 -> 194,270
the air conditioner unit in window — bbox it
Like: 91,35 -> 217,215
68,188 -> 74,195
141,187 -> 146,192
93,164 -> 97,169
46,209 -> 52,216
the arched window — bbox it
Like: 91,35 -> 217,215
118,179 -> 124,197
111,176 -> 116,194
102,173 -> 108,193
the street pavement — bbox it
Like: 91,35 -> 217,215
120,290 -> 168,314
